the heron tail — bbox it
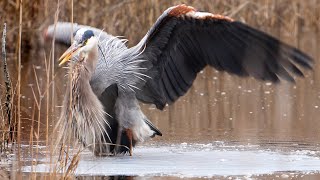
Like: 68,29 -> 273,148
143,118 -> 162,137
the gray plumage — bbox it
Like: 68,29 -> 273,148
46,4 -> 313,156
52,25 -> 159,155
56,36 -> 112,154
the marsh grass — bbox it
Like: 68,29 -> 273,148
0,22 -> 14,180
0,0 -> 319,179
1,23 -> 11,152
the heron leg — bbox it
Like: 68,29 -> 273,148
125,129 -> 133,156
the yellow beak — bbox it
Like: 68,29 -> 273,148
58,44 -> 81,66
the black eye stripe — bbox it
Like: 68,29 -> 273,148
82,30 -> 94,42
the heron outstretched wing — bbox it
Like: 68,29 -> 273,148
134,4 -> 313,110
44,22 -> 116,46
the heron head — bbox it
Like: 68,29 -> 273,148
59,29 -> 98,67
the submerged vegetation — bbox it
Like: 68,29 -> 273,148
0,0 -> 319,179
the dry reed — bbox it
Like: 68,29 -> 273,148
1,23 -> 11,152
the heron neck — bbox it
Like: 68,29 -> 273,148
69,64 -> 97,107
61,64 -> 107,150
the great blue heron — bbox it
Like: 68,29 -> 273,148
45,4 -> 313,156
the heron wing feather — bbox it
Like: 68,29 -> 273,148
45,22 -> 114,46
134,4 -> 313,110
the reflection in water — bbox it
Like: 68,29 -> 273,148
142,68 -> 320,145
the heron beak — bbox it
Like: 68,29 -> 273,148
58,44 -> 81,66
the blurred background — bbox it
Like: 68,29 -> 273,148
0,0 -> 320,151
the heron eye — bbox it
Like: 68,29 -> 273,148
83,39 -> 88,45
